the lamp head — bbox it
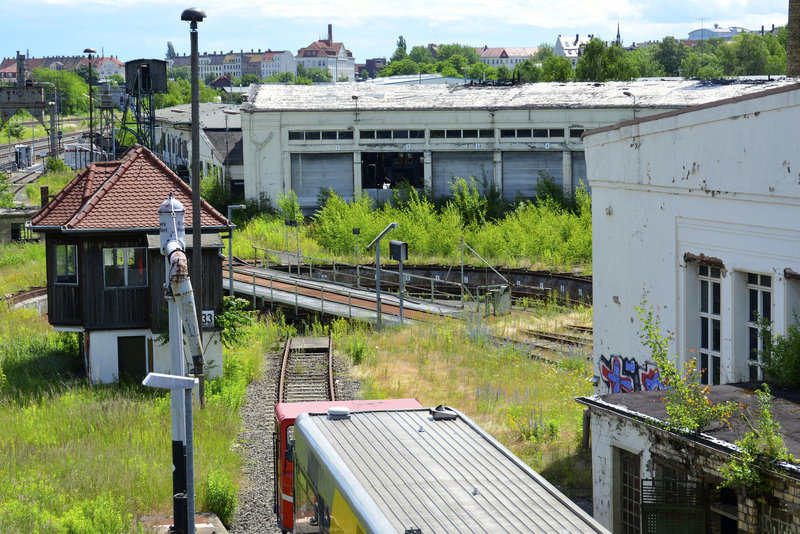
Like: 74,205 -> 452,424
181,7 -> 207,22
83,48 -> 96,55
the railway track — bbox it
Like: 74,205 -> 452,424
526,328 -> 593,348
277,334 -> 336,404
10,170 -> 42,194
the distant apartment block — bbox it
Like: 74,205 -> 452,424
169,49 -> 294,81
0,54 -> 125,82
476,46 -> 539,69
296,24 -> 356,82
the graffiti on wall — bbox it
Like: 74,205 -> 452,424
599,354 -> 664,393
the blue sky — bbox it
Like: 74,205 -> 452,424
3,0 -> 790,63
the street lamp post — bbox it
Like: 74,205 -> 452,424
181,6 -> 207,364
623,91 -> 636,119
83,48 -> 96,163
227,204 -> 246,296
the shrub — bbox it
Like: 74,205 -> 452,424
637,298 -> 737,433
204,468 -> 237,527
44,158 -> 69,174
277,191 -> 303,223
60,494 -> 132,534
756,314 -> 800,387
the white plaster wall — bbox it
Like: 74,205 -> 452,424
87,329 -> 151,384
150,329 -> 224,381
590,409 -> 653,531
585,86 -> 800,392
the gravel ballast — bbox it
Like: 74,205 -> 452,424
227,348 -> 360,533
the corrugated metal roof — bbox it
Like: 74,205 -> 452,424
298,407 -> 607,533
244,78 -> 796,113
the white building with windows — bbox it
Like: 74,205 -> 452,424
261,50 -> 296,79
584,82 -> 800,394
555,34 -> 593,68
239,79 -> 792,213
296,24 -> 355,82
476,46 -> 539,69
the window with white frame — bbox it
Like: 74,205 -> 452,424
55,244 -> 78,285
699,265 -> 722,385
103,247 -> 147,288
746,273 -> 771,381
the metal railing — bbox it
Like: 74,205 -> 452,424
249,245 -> 506,313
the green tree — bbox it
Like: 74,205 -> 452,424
166,41 -> 177,60
204,73 -> 217,85
306,67 -> 332,83
467,62 -> 497,80
513,59 -> 542,82
0,172 -> 14,208
681,47 -> 724,79
380,58 -> 420,76
628,47 -> 665,77
533,43 -> 554,62
391,35 -> 408,62
436,43 -> 480,64
541,55 -> 573,81
296,63 -> 308,78
169,66 -> 191,80
359,69 -> 368,80
602,44 -> 636,81
31,68 -> 89,115
496,64 -> 512,81
575,37 -> 606,81
238,73 -> 260,86
652,36 -> 688,76
107,74 -> 125,85
409,45 -> 434,64
74,64 -> 99,86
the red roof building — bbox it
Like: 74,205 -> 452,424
30,145 -> 229,384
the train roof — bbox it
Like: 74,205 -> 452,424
275,398 -> 423,423
295,406 -> 608,533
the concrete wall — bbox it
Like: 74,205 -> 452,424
584,86 -> 800,393
241,105 -> 650,209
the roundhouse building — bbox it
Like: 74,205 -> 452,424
240,79 -> 793,211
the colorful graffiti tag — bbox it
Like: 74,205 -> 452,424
599,354 -> 664,393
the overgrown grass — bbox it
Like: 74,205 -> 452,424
325,309 -> 594,498
0,241 -> 46,297
0,304 -> 289,533
26,169 -> 77,205
232,186 -> 592,271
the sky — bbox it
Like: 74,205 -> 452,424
2,0 -> 790,64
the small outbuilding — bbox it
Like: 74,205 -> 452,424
30,145 -> 231,383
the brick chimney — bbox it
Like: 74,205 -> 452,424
327,24 -> 333,45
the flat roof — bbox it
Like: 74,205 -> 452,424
578,383 -> 800,474
243,78 -> 795,113
155,103 -> 241,129
297,406 -> 607,533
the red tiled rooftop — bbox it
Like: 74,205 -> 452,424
32,146 -> 229,231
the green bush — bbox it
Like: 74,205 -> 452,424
60,494 -> 132,534
204,469 -> 237,527
44,158 -> 70,174
757,314 -> 800,387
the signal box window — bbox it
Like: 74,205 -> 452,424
104,247 -> 148,288
56,244 -> 78,285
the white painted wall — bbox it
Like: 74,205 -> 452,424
86,329 -> 223,384
589,409 -> 652,531
585,85 -> 800,393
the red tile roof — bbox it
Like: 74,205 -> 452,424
32,146 -> 229,232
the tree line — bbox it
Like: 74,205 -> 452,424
376,29 -> 788,83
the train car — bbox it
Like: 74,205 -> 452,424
289,404 -> 609,534
274,398 -> 424,532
